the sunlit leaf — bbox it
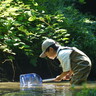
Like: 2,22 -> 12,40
28,16 -> 36,21
33,2 -> 38,6
79,0 -> 85,3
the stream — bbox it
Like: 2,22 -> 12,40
0,82 -> 96,96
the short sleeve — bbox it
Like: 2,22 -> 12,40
57,49 -> 72,72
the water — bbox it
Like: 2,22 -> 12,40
0,83 -> 74,96
0,82 -> 96,96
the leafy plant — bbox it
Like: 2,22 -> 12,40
0,0 -> 96,81
77,88 -> 96,96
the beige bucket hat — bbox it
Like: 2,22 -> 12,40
39,39 -> 56,58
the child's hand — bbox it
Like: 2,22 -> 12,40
63,74 -> 71,80
54,75 -> 62,82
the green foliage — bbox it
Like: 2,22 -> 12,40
77,88 -> 96,96
0,0 -> 70,78
0,0 -> 96,81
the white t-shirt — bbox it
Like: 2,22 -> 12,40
57,47 -> 73,72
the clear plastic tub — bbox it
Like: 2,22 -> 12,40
20,73 -> 42,87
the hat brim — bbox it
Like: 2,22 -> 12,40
39,51 -> 46,58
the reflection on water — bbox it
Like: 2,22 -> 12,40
2,83 -> 75,96
1,82 -> 96,96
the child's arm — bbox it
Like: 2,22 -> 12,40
54,71 -> 70,81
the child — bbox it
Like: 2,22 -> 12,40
40,39 -> 92,85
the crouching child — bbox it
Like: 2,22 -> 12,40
40,39 -> 92,85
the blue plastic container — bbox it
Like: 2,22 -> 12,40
20,73 -> 42,87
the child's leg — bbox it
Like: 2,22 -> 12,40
70,61 -> 91,85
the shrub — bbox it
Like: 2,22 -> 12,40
0,0 -> 96,81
